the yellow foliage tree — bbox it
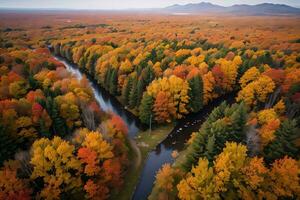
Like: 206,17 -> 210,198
273,99 -> 285,115
30,136 -> 82,199
237,75 -> 275,107
202,71 -> 217,105
257,109 -> 277,125
177,142 -> 300,200
72,128 -> 114,161
239,67 -> 261,88
119,59 -> 133,74
267,157 -> 300,198
147,75 -> 190,121
55,92 -> 81,129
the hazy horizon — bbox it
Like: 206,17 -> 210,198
0,0 -> 300,10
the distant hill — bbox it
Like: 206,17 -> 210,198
163,2 -> 300,15
165,2 -> 224,13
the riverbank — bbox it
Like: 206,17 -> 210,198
111,125 -> 174,200
50,51 -> 176,199
51,50 -> 236,200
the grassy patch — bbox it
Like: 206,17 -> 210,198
111,125 -> 174,200
136,124 -> 174,157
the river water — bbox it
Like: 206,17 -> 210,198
132,95 -> 234,199
54,56 -> 140,139
55,55 -> 234,200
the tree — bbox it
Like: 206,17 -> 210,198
214,57 -> 240,92
74,129 -> 114,160
264,120 -> 300,164
142,65 -> 155,86
188,75 -> 203,113
16,116 -> 37,143
202,72 -> 216,105
263,68 -> 285,86
257,109 -> 277,125
0,126 -> 22,165
237,75 -> 275,107
139,93 -> 154,125
147,75 -> 190,120
181,103 -> 247,172
31,102 -> 43,124
78,147 -> 99,176
30,137 -> 82,199
0,160 -> 31,200
109,68 -> 118,95
149,164 -> 181,200
177,158 -> 215,200
108,115 -> 128,139
257,108 -> 280,147
9,81 -> 28,99
73,129 -> 118,199
178,142 -> 300,200
128,78 -> 138,108
175,49 -> 191,64
267,156 -> 300,198
48,98 -> 68,137
55,92 -> 81,129
136,77 -> 145,106
119,59 -> 133,74
153,91 -> 173,123
122,77 -> 133,105
239,67 -> 260,88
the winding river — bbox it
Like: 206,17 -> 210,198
54,56 -> 141,139
55,55 -> 234,200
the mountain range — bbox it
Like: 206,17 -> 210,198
163,2 -> 300,15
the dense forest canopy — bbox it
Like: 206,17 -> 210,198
0,11 -> 299,200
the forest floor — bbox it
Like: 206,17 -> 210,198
111,124 -> 174,200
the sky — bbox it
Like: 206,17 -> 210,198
0,0 -> 299,9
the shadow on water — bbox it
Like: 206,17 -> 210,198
133,94 -> 235,200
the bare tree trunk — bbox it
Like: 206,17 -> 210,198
265,87 -> 281,109
246,125 -> 260,157
80,103 -> 96,131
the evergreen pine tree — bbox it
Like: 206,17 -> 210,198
182,132 -> 207,172
188,75 -> 203,113
139,93 -> 154,125
109,68 -> 118,95
29,74 -> 39,90
264,119 -> 300,164
104,68 -> 111,89
229,102 -> 247,142
136,77 -> 145,106
0,125 -> 22,166
39,119 -> 51,138
129,78 -> 138,108
50,99 -> 68,137
122,77 -> 133,105
143,65 -> 155,86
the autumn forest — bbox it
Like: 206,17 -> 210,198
0,4 -> 300,200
